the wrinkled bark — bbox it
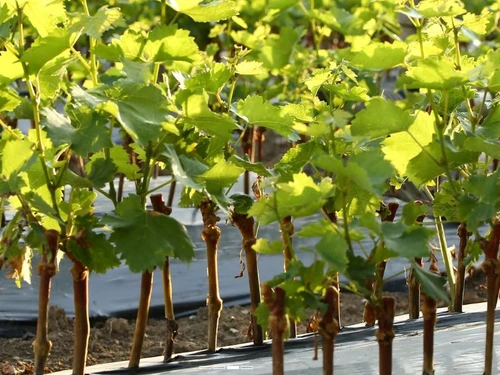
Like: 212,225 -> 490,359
162,259 -> 178,361
453,223 -> 470,313
482,221 -> 500,375
129,270 -> 154,368
322,207 -> 342,327
376,297 -> 395,375
407,257 -> 422,320
242,127 -> 253,194
422,292 -> 437,375
408,208 -> 426,319
71,259 -> 90,375
252,127 -> 266,164
263,285 -> 287,375
150,194 -> 178,360
33,230 -> 58,375
364,203 -> 399,327
281,215 -> 296,338
201,201 -> 223,352
232,213 -> 263,345
319,286 -> 340,375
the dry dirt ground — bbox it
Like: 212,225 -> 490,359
0,270 -> 488,374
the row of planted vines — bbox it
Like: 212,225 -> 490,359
0,0 -> 500,374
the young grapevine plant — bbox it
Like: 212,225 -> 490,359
1,0 -> 500,374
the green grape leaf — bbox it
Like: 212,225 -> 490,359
457,198 -> 494,232
463,136 -> 500,159
274,140 -> 317,182
121,59 -> 153,83
268,0 -> 299,10
198,159 -> 244,191
406,141 -> 479,186
248,173 -> 334,224
40,108 -> 74,147
61,170 -> 93,189
323,83 -> 370,102
382,111 -> 435,175
65,106 -> 112,156
72,82 -> 167,145
381,222 -> 434,259
162,145 -> 204,190
70,6 -> 125,39
165,0 -> 238,22
314,151 -> 393,196
20,29 -> 70,74
314,231 -> 348,273
144,24 -> 200,63
357,212 -> 382,235
252,238 -> 283,254
304,70 -> 331,96
235,61 -> 267,76
415,0 -> 466,18
351,98 -> 414,138
94,42 -> 122,61
228,154 -> 273,177
0,88 -> 21,112
230,194 -> 254,215
236,95 -> 295,138
102,195 -> 195,272
259,27 -> 302,70
345,253 -> 376,288
456,172 -> 500,230
68,215 -> 119,274
349,150 -> 395,196
311,8 -> 366,36
87,146 -> 141,181
403,56 -> 468,90
412,262 -> 450,304
19,160 -> 62,217
254,301 -> 270,332
22,0 -> 67,37
281,104 -> 315,123
184,63 -> 232,93
0,50 -> 23,86
401,201 -> 429,226
346,41 -> 407,70
37,55 -> 73,100
86,158 -> 117,189
178,91 -> 238,140
433,182 -> 459,221
2,139 -> 37,193
114,29 -> 144,61
296,220 -> 333,237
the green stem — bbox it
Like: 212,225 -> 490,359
81,0 -> 98,86
161,0 -> 167,24
70,46 -> 93,75
310,0 -> 319,57
141,143 -> 154,203
95,187 -> 114,201
18,9 -> 61,222
0,118 -> 22,139
227,77 -> 238,113
147,178 -> 174,195
435,214 -> 456,309
341,191 -> 354,255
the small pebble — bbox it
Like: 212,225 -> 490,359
240,309 -> 249,315
189,315 -> 196,320
229,328 -> 239,334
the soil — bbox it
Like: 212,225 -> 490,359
0,270 -> 488,375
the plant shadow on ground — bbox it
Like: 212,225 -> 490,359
0,270 -> 488,374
